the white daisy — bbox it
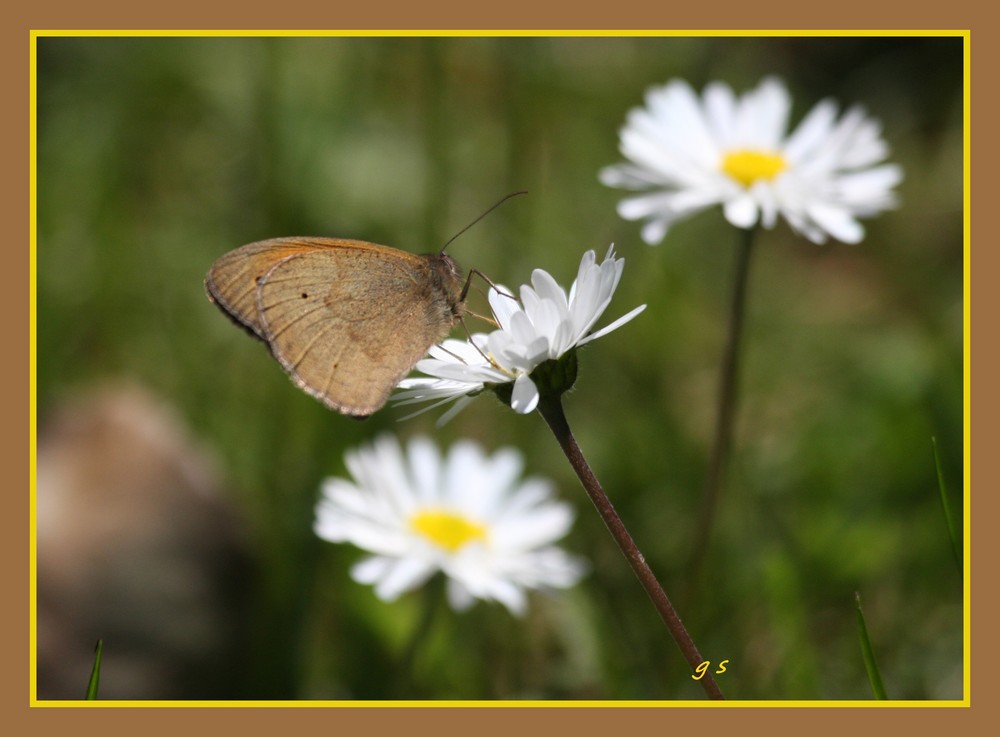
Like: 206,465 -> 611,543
599,76 -> 903,245
314,434 -> 587,616
394,245 -> 646,420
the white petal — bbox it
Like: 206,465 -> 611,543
703,80 -> 737,145
723,193 -> 760,229
835,164 -> 903,210
508,309 -> 540,347
407,436 -> 442,504
466,448 -> 525,519
488,285 -> 520,329
412,360 -> 486,382
807,203 -> 865,244
617,191 -> 674,221
371,556 -> 437,601
446,580 -> 476,612
529,268 -> 569,310
510,374 -> 539,413
598,162 -> 665,189
752,181 -> 780,229
655,79 -> 719,164
351,555 -> 393,585
640,218 -> 671,245
394,393 -> 468,422
517,548 -> 589,588
492,478 -> 555,519
433,395 -> 477,427
578,304 -> 647,346
494,504 -> 575,550
532,299 -> 569,355
784,99 -> 838,162
743,76 -> 791,149
491,581 -> 528,617
618,122 -> 692,183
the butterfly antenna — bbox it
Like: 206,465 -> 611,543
440,191 -> 527,254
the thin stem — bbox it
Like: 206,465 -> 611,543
394,573 -> 445,697
537,395 -> 725,700
688,225 -> 758,589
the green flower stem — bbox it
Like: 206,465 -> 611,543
689,225 -> 758,586
395,573 -> 445,697
537,395 -> 725,700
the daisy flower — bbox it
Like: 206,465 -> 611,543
394,245 -> 645,420
314,434 -> 587,616
599,76 -> 903,245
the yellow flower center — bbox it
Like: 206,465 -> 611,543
410,508 -> 488,552
721,149 -> 788,188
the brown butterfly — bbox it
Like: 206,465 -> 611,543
205,237 -> 466,418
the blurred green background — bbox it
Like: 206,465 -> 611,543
35,35 -> 964,701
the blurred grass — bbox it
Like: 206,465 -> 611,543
35,35 -> 964,700
854,593 -> 888,699
85,640 -> 103,700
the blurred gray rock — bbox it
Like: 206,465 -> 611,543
36,382 -> 255,699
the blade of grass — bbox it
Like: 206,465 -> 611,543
85,639 -> 103,700
854,593 -> 887,699
932,436 -> 962,572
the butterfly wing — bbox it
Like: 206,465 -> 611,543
205,238 -> 322,340
252,241 -> 463,416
